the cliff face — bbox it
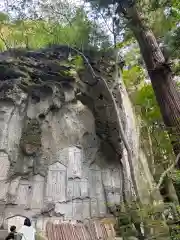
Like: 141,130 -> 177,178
0,46 -> 159,232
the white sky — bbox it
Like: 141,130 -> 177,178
0,0 -> 114,44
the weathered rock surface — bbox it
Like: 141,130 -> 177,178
0,46 -> 160,232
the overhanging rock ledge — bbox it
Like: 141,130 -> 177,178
0,45 -> 160,231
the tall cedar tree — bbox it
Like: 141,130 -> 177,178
88,0 -> 180,166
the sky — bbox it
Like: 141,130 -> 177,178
0,0 -> 114,44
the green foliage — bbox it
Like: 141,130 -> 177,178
166,28 -> 180,58
120,44 -> 174,167
0,12 -> 9,22
172,170 -> 180,184
115,202 -> 172,239
121,42 -> 175,182
71,55 -> 84,71
170,224 -> 180,240
35,232 -> 47,240
0,7 -> 110,51
134,84 -> 162,123
123,65 -> 144,90
0,0 -> 180,237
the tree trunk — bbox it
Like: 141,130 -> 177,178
123,6 -> 180,167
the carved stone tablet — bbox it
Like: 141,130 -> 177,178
98,200 -> 107,217
64,202 -> 73,220
0,181 -> 9,201
48,162 -> 66,171
102,169 -> 112,188
81,164 -> 89,179
31,175 -> 44,210
8,177 -> 20,203
90,198 -> 99,217
106,192 -> 115,207
68,147 -> 82,178
67,179 -> 73,200
46,162 -> 66,202
0,152 -> 10,181
0,106 -> 13,149
72,199 -> 82,220
111,169 -> 121,188
67,178 -> 81,200
89,169 -> 102,198
114,192 -> 121,205
16,180 -> 31,207
80,179 -> 89,198
82,199 -> 90,219
73,179 -> 81,199
8,177 -> 20,196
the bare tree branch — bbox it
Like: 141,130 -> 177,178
155,152 -> 180,190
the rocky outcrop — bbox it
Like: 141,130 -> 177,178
0,46 -> 160,232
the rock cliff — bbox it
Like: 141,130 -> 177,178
0,46 -> 160,232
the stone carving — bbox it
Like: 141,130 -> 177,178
111,169 -> 122,204
31,175 -> 44,210
82,199 -> 90,219
106,192 -> 116,208
67,179 -> 73,200
112,169 -> 121,189
46,162 -> 66,202
80,179 -> 89,198
0,182 -> 9,202
106,169 -> 121,204
0,152 -> 10,201
90,198 -> 99,218
63,202 -> 73,220
102,169 -> 123,207
89,169 -> 103,198
7,177 -> 21,203
16,180 -> 31,208
98,200 -> 107,217
68,147 -> 82,178
67,179 -> 81,200
114,192 -> 121,205
81,164 -> 89,179
0,105 -> 14,150
72,199 -> 82,220
73,179 -> 81,199
0,152 -> 10,181
0,45 -> 161,236
102,169 -> 112,188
